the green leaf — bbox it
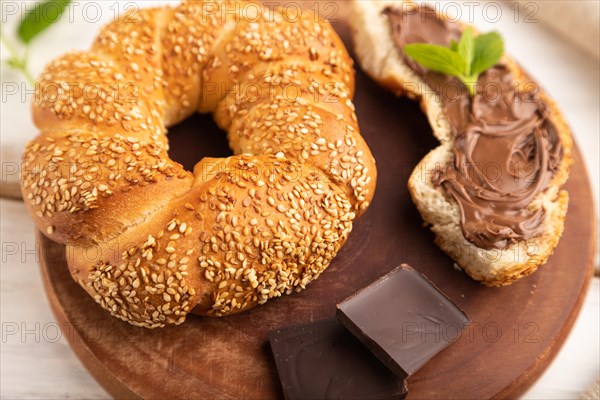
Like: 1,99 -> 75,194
462,74 -> 479,96
403,28 -> 504,98
404,43 -> 466,77
458,27 -> 474,76
6,58 -> 22,68
17,0 -> 71,44
471,31 -> 504,76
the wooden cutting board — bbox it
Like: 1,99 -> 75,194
37,6 -> 596,400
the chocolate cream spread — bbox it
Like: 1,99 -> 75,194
385,5 -> 563,250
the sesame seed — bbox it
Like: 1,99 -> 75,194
22,2 -> 375,327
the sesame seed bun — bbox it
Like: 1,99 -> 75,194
21,0 -> 377,328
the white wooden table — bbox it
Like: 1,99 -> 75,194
1,1 -> 598,398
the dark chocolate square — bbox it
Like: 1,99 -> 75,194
269,318 -> 407,400
336,264 -> 470,378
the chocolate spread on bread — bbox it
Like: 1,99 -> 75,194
385,5 -> 563,250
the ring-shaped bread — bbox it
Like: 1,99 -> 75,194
21,0 -> 377,328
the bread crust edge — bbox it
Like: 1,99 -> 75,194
349,0 -> 573,286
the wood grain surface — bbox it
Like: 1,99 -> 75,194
36,8 -> 596,400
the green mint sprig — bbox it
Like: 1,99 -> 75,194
404,27 -> 504,96
1,0 -> 71,85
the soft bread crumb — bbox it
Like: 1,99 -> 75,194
349,0 -> 573,286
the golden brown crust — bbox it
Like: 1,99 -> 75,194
350,0 -> 572,286
21,0 -> 377,327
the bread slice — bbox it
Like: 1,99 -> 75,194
349,0 -> 573,286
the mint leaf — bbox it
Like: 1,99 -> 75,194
458,27 -> 474,76
17,0 -> 71,44
6,58 -> 22,69
0,27 -> 35,85
403,27 -> 504,96
471,31 -> 504,76
404,44 -> 466,77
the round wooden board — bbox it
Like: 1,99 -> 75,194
37,7 -> 596,400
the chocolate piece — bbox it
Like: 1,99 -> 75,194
336,265 -> 470,378
385,5 -> 563,250
269,319 -> 407,400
